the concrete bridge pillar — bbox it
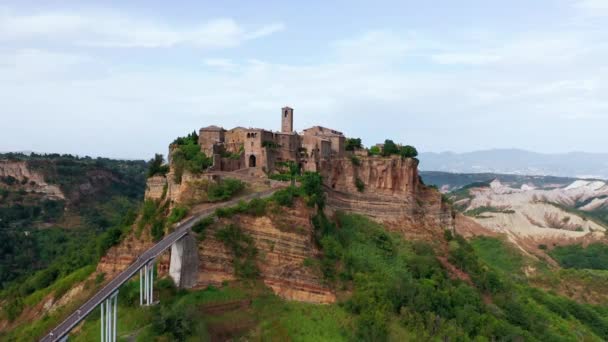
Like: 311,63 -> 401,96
169,233 -> 199,288
139,262 -> 155,306
100,291 -> 118,342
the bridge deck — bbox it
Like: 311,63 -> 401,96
40,188 -> 282,342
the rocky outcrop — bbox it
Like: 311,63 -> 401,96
145,175 -> 167,200
197,201 -> 335,304
0,160 -> 64,199
321,156 -> 454,231
97,233 -> 155,276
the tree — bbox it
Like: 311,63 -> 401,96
369,146 -> 381,156
301,172 -> 325,209
147,154 -> 169,178
288,161 -> 300,186
382,139 -> 399,156
400,145 -> 418,158
345,138 -> 363,151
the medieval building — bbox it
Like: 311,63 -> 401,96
198,107 -> 345,173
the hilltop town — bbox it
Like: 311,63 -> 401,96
197,106 -> 346,173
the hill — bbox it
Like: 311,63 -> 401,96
5,141 -> 608,341
0,153 -> 147,328
419,149 -> 608,179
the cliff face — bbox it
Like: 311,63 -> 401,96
321,156 -> 454,233
0,160 -> 64,199
197,201 -> 334,304
106,155 -> 449,304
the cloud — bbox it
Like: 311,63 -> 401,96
0,9 -> 284,48
244,23 -> 286,40
332,30 -> 411,63
0,5 -> 607,157
432,53 -> 502,65
575,0 -> 608,13
203,58 -> 237,70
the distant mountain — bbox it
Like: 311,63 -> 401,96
420,171 -> 578,193
419,149 -> 608,179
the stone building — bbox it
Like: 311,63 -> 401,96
198,107 -> 345,173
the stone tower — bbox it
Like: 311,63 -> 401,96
281,106 -> 293,133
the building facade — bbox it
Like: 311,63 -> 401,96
198,107 -> 345,173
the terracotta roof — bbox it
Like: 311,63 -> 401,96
201,125 -> 224,131
302,126 -> 344,136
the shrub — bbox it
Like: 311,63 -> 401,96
97,227 -> 123,257
207,178 -> 245,202
350,155 -> 361,166
355,178 -> 365,192
192,216 -> 214,241
4,298 -> 23,321
167,206 -> 188,226
382,139 -> 400,156
215,224 -> 259,278
152,304 -> 196,340
147,154 -> 169,178
95,272 -> 105,285
399,145 -> 418,158
549,243 -> 608,270
368,146 -> 381,156
272,188 -> 295,207
262,140 -> 280,149
301,172 -> 324,208
345,138 -> 363,151
171,135 -> 212,183
151,220 -> 165,241
245,198 -> 267,216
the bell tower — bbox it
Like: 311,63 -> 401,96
281,106 -> 293,133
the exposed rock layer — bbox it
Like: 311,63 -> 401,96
321,156 -> 454,230
0,160 -> 64,199
197,201 -> 335,304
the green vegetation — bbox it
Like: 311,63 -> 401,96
146,153 -> 169,178
368,145 -> 381,156
355,178 -> 365,192
9,166 -> 608,341
138,199 -> 170,241
192,216 -> 215,240
261,140 -> 281,149
269,161 -> 301,186
171,131 -> 212,183
216,225 -> 259,278
0,153 -> 145,324
345,138 -> 363,151
166,206 -> 189,228
221,144 -> 244,160
207,178 -> 245,202
309,212 -> 608,340
69,279 -> 353,341
549,243 -> 608,270
464,205 -> 516,217
350,155 -> 361,166
381,140 -> 418,159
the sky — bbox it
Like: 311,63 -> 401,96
1,0 -> 607,159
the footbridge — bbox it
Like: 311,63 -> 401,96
40,188 -> 281,342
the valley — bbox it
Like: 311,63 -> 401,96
2,121 -> 608,341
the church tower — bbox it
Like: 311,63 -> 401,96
281,106 -> 293,133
